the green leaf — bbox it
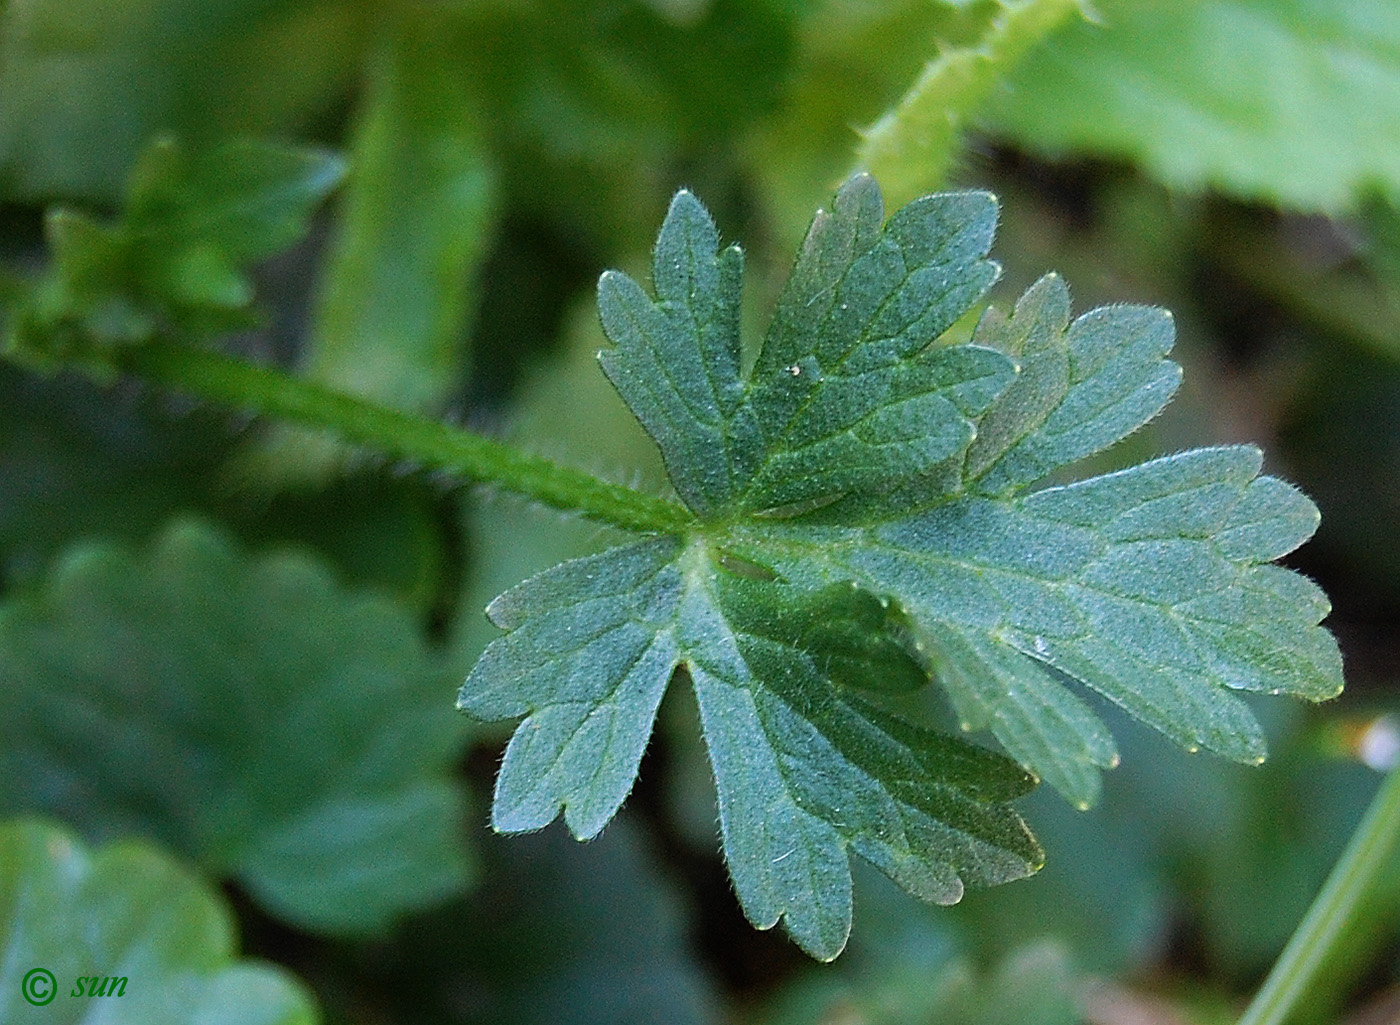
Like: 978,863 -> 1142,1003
9,136 -> 343,359
739,178 -> 1010,515
746,442 -> 1340,807
982,0 -> 1400,213
0,817 -> 317,1024
0,518 -> 471,935
856,0 -> 1084,211
599,174 -> 1012,518
462,534 -> 1042,961
444,0 -> 797,249
597,192 -> 748,517
689,568 -> 1042,961
124,137 -> 344,266
462,174 -> 1342,958
961,271 -> 1181,498
313,15 -> 494,397
464,537 -> 685,840
0,362 -> 450,611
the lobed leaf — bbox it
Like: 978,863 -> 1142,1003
742,444 -> 1340,807
461,538 -> 1042,960
462,538 -> 685,839
463,175 -> 1344,957
919,620 -> 1118,809
598,193 -> 748,516
600,173 -> 1014,520
739,176 -> 1010,514
962,271 -> 1182,497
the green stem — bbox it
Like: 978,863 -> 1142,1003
1236,763 -> 1400,1025
110,339 -> 693,535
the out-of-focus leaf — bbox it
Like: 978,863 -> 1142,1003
1112,704 -> 1385,980
1285,347 -> 1400,604
344,818 -> 721,1025
0,0 -> 371,203
0,362 -> 228,589
8,136 -> 343,359
753,932 -> 1080,1025
983,0 -> 1400,212
858,0 -> 1084,210
249,8 -> 496,486
1208,221 -> 1400,366
0,518 -> 471,935
946,776 -> 1169,972
951,703 -> 1389,981
0,817 -> 318,1024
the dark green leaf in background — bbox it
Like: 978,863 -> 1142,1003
341,817 -> 721,1025
0,519 -> 471,935
0,818 -> 318,1024
753,933 -> 1081,1025
438,0 -> 797,252
0,359 -> 452,612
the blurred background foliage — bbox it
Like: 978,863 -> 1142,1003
1,0 -> 1399,1022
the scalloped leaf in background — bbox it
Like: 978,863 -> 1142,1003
0,518 -> 471,935
982,0 -> 1400,212
0,817 -> 318,1025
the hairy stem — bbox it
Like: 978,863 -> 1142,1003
1236,763 -> 1400,1025
109,339 -> 693,534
